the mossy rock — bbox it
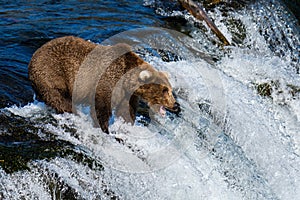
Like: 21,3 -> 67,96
200,0 -> 250,10
0,111 -> 103,173
254,81 -> 300,99
255,82 -> 273,97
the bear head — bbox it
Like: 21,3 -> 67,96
111,57 -> 180,123
135,66 -> 180,116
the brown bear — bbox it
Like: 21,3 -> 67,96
28,36 -> 180,133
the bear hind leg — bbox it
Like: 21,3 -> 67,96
36,87 -> 73,114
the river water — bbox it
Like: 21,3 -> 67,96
0,0 -> 299,199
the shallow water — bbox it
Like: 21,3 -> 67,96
1,0 -> 300,199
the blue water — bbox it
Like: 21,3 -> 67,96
0,0 -> 300,199
0,0 -> 162,107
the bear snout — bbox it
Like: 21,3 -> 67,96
173,102 -> 180,111
166,102 -> 181,114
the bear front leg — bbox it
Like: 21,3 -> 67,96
33,84 -> 72,114
129,95 -> 139,122
96,106 -> 110,134
114,101 -> 135,124
94,95 -> 111,134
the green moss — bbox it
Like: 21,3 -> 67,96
254,81 -> 300,99
225,18 -> 247,45
0,140 -> 71,173
0,111 -> 103,174
201,0 -> 248,10
255,82 -> 273,97
0,138 -> 104,174
287,84 -> 300,96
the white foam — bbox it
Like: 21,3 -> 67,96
1,1 -> 300,199
5,101 -> 47,118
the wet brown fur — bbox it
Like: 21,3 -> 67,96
28,36 -> 177,133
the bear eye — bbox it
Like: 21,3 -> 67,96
163,88 -> 169,94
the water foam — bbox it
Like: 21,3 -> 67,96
1,1 -> 300,199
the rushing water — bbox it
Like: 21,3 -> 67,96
0,0 -> 300,199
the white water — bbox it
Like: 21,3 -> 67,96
1,1 -> 300,199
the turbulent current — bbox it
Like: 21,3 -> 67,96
0,0 -> 299,199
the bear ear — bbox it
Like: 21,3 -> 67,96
162,71 -> 170,78
139,70 -> 152,82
